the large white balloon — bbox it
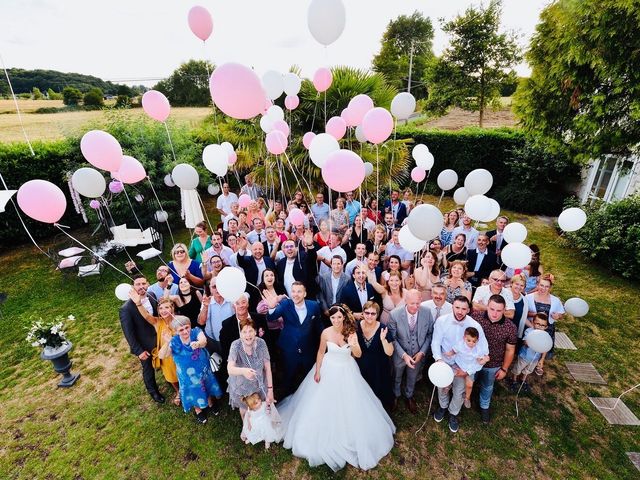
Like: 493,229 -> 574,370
355,125 -> 367,143
171,163 -> 199,190
437,169 -> 458,191
558,207 -> 587,232
267,105 -> 285,121
220,142 -> 234,155
115,283 -> 132,301
216,267 -> 247,302
416,151 -> 434,171
480,198 -> 501,222
202,144 -> 229,177
453,187 -> 469,205
398,225 -> 427,253
283,72 -> 302,96
428,362 -> 454,388
71,167 -> 106,198
407,204 -> 444,241
501,243 -> 532,269
465,194 -> 491,221
564,297 -> 589,317
164,174 -> 175,187
464,168 -> 493,196
261,70 -> 284,100
309,133 -> 340,168
390,92 -> 416,120
259,115 -> 275,134
526,330 -> 553,354
412,144 -> 429,162
307,0 -> 346,46
503,222 -> 527,243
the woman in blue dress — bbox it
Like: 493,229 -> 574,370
162,315 -> 222,423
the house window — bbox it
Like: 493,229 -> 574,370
586,157 -> 636,203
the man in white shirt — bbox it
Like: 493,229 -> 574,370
216,183 -> 238,217
421,283 -> 453,321
262,226 -> 280,260
246,217 -> 266,244
203,232 -> 235,272
197,279 -> 235,354
345,243 -> 368,277
431,296 -> 488,433
472,269 -> 515,319
360,207 -> 376,233
452,215 -> 479,250
310,192 -> 330,227
316,232 -> 347,276
317,256 -> 350,316
239,174 -> 263,200
383,212 -> 396,242
385,230 -> 414,270
223,202 -> 240,231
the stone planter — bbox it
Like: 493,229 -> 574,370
41,341 -> 80,388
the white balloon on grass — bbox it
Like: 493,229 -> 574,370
355,125 -> 367,143
307,0 -> 346,46
71,167 -> 106,198
283,72 -> 302,96
207,184 -> 220,195
154,210 -> 169,222
500,243 -> 532,269
163,174 -> 175,187
526,330 -> 553,354
437,169 -> 458,191
261,70 -> 284,100
171,163 -> 199,190
115,283 -> 132,301
407,204 -> 444,241
202,144 -> 229,177
464,194 -> 491,221
267,105 -> 285,122
398,225 -> 427,253
428,361 -> 454,388
480,198 -> 501,222
558,207 -> 587,232
564,297 -> 589,317
453,187 -> 469,205
390,92 -> 416,120
364,162 -> 374,176
216,267 -> 247,303
464,168 -> 493,196
309,133 -> 340,168
503,222 -> 528,243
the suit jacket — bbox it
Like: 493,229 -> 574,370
486,229 -> 508,254
267,299 -> 323,358
466,249 -> 498,287
337,280 -> 380,314
275,248 -> 318,297
119,293 -> 158,356
236,253 -> 276,285
383,200 -> 407,227
317,272 -> 350,313
387,305 -> 435,366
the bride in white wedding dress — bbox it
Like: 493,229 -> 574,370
277,304 -> 396,472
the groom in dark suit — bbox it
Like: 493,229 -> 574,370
266,281 -> 323,398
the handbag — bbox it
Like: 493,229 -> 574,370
209,352 -> 223,372
151,347 -> 161,369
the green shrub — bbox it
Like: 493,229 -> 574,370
565,195 -> 640,280
83,88 -> 104,107
62,86 -> 82,106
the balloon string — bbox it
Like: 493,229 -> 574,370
280,151 -> 319,229
122,185 -> 145,231
146,176 -> 176,246
515,357 -> 539,418
0,53 -> 35,156
375,144 -> 380,216
99,197 -> 137,264
391,118 -> 397,199
163,122 -> 178,163
437,190 -> 445,207
415,385 -> 437,435
597,383 -> 640,411
203,57 -> 220,143
196,190 -> 214,233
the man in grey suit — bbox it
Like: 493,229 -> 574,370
387,289 -> 435,414
317,255 -> 350,321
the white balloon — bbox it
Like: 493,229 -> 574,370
464,168 -> 493,196
171,163 -> 199,190
267,105 -> 285,121
407,204 -> 444,241
465,194 -> 491,221
391,92 -> 416,120
283,72 -> 302,96
202,144 -> 229,177
221,142 -> 234,155
259,115 -> 275,134
558,207 -> 587,232
261,70 -> 284,100
216,267 -> 247,303
453,187 -> 469,205
307,0 -> 346,46
428,362 -> 454,388
364,162 -> 374,176
526,330 -> 553,354
207,184 -> 220,195
115,283 -> 132,301
564,297 -> 589,317
437,169 -> 458,191
309,133 -> 340,168
501,243 -> 532,269
164,174 -> 175,187
355,125 -> 367,143
480,198 -> 501,222
71,167 -> 106,198
416,151 -> 434,170
503,222 -> 527,243
154,210 -> 168,222
398,225 -> 427,253
412,144 -> 429,162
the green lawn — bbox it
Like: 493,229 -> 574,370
0,196 -> 638,479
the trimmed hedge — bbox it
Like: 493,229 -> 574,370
396,127 -> 580,215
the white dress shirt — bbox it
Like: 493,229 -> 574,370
283,259 -> 296,297
421,299 -> 453,321
330,274 -> 341,304
317,245 -> 347,276
294,302 -> 307,324
216,192 -> 238,216
356,283 -> 369,308
472,285 -> 515,310
431,313 -> 488,365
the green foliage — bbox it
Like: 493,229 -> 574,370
46,88 -> 63,100
17,92 -> 31,99
154,59 -> 213,107
513,0 -> 640,162
2,67 -> 121,94
565,195 -> 640,280
62,86 -> 83,106
31,87 -> 43,100
424,0 -> 521,126
116,84 -> 133,97
115,95 -> 131,108
371,11 -> 435,98
82,88 -> 104,107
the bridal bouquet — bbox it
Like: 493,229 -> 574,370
25,314 -> 75,349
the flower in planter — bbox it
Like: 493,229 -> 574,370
25,315 -> 74,350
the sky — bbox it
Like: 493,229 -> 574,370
1,0 -> 552,87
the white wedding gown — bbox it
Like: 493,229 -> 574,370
278,342 -> 396,471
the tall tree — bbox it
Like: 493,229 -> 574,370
514,0 -> 640,161
425,0 -> 521,127
372,11 -> 434,99
154,60 -> 213,107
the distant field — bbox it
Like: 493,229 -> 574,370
0,99 -> 212,143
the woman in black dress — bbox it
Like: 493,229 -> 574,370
173,276 -> 203,328
355,301 -> 395,411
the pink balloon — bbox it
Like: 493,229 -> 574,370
265,130 -> 288,155
288,208 -> 305,225
187,6 -> 213,42
142,90 -> 170,122
362,107 -> 394,144
109,180 -> 124,194
227,151 -> 238,165
238,194 -> 252,209
272,120 -> 290,137
209,63 -> 265,120
284,95 -> 299,110
411,167 -> 427,182
17,179 -> 66,224
341,108 -> 356,127
80,130 -> 123,172
263,98 -> 273,114
348,94 -> 374,126
302,132 -> 316,149
313,67 -> 333,92
325,116 -> 347,140
113,155 -> 146,184
321,150 -> 366,192
89,199 -> 101,209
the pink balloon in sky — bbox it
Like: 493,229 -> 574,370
321,150 -> 366,192
209,63 -> 265,120
348,94 -> 374,126
361,107 -> 394,144
142,90 -> 170,122
313,67 -> 333,92
302,132 -> 316,149
325,116 -> 347,140
17,179 -> 67,224
238,194 -> 251,209
113,155 -> 146,184
187,6 -> 213,42
272,119 -> 290,138
80,130 -> 123,172
265,130 -> 288,155
284,95 -> 300,110
411,167 -> 427,182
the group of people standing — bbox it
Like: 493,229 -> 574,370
119,175 -> 565,471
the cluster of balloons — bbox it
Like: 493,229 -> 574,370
203,142 -> 236,177
411,144 -> 434,183
262,71 -> 302,108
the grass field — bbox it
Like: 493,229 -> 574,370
0,196 -> 638,479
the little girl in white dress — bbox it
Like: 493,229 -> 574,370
446,326 -> 489,409
241,392 -> 283,449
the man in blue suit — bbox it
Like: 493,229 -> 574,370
383,190 -> 408,227
337,265 -> 380,320
266,281 -> 323,397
